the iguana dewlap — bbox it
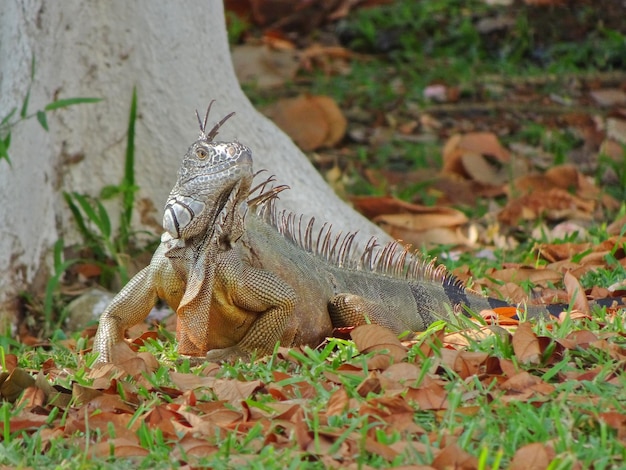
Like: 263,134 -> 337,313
93,106 -> 563,364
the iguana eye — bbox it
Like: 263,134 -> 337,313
196,148 -> 208,159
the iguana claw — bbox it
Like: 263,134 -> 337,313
204,346 -> 251,363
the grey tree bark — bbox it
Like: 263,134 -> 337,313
0,0 -> 386,329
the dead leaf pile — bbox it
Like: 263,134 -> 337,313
4,316 -> 626,468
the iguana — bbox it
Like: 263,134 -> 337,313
93,105 -> 573,364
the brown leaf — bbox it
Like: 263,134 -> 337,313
2,353 -> 18,372
487,266 -> 563,288
85,394 -> 137,415
440,350 -> 489,379
373,210 -> 468,231
590,88 -> 626,107
461,152 -> 507,185
16,386 -> 46,409
563,270 -> 591,315
607,118 -> 626,145
598,412 -> 626,439
443,132 -> 510,173
356,374 -> 382,397
376,223 -> 474,248
381,362 -> 421,384
72,383 -> 104,406
8,411 -> 49,434
0,368 -> 35,402
537,242 -> 592,263
171,434 -> 219,459
351,195 -> 465,220
144,404 -> 185,437
560,330 -> 599,349
91,437 -> 149,458
292,407 -> 313,451
170,371 -> 216,391
361,435 -> 401,461
499,188 -> 595,225
431,442 -> 479,470
512,323 -> 541,365
232,45 -> 299,89
510,442 -> 555,469
263,94 -> 347,150
211,378 -> 264,402
500,371 -> 555,396
545,164 -> 582,190
405,377 -> 448,410
326,387 -> 349,416
350,324 -> 408,362
72,411 -> 137,440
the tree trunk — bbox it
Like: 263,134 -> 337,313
0,0 -> 386,328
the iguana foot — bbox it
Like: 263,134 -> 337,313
177,354 -> 209,367
204,345 -> 251,363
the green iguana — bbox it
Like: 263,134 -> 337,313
93,105 -> 571,363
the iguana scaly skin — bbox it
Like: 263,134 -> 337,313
93,105 -> 564,364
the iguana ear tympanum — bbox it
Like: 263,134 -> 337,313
93,104 -> 569,364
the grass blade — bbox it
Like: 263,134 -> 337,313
1,107 -> 17,127
119,87 -> 137,250
95,198 -> 112,239
43,239 -> 78,326
44,97 -> 102,111
36,110 -> 48,131
0,134 -> 11,166
19,87 -> 31,119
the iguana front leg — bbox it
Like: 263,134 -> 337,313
198,249 -> 297,362
93,244 -> 185,363
93,267 -> 158,363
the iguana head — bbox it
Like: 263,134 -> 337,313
162,103 -> 253,247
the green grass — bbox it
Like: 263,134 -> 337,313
4,1 -> 626,468
4,312 -> 626,468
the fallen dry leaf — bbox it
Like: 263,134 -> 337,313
431,442 -> 479,470
563,270 -> 591,315
405,377 -> 449,410
499,188 -> 595,226
91,437 -> 150,459
442,132 -> 510,184
512,323 -> 541,365
0,368 -> 35,402
351,324 -> 408,362
263,94 -> 347,150
509,442 -> 555,469
590,88 -> 626,107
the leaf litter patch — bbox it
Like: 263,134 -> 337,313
4,305 -> 626,468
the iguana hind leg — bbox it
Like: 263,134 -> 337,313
328,293 -> 422,336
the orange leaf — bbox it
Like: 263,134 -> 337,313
405,378 -> 448,410
512,323 -> 541,365
510,442 -> 555,469
211,378 -> 264,402
350,324 -> 408,362
431,442 -> 479,470
563,270 -> 591,315
91,437 -> 149,458
263,94 -> 346,150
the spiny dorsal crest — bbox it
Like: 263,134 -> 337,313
247,175 -> 463,289
195,100 -> 236,142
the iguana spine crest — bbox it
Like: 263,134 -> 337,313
249,179 -> 463,289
